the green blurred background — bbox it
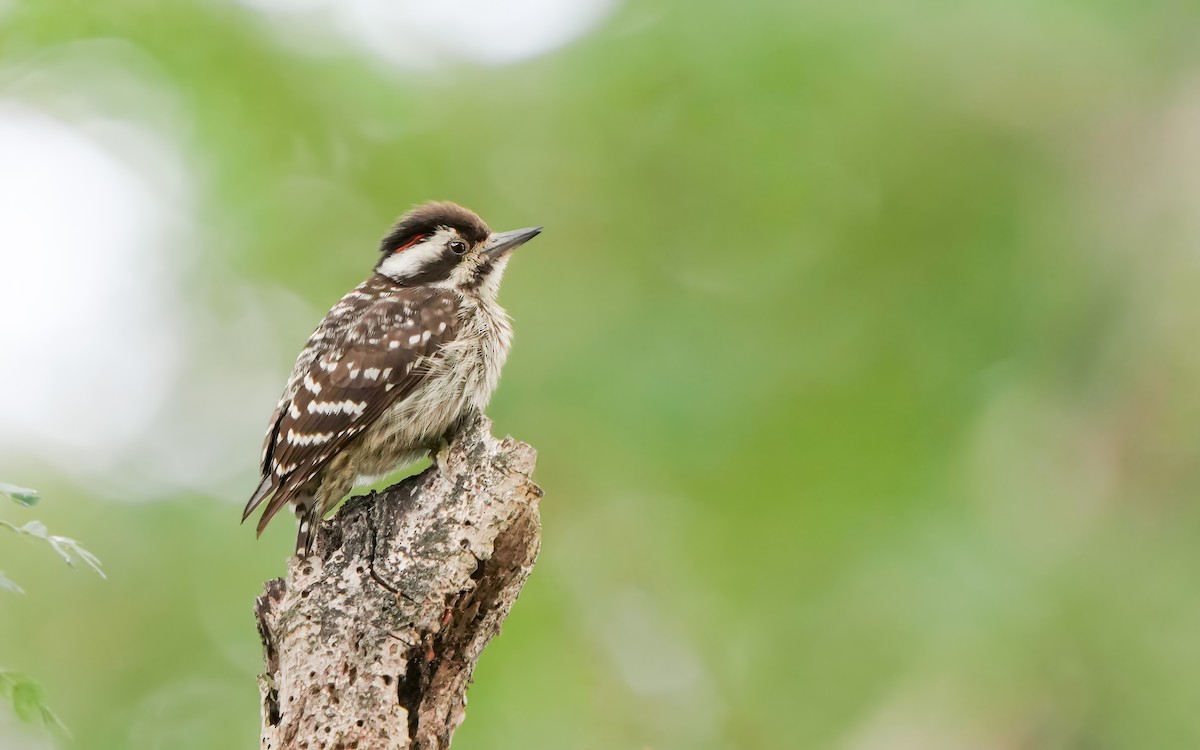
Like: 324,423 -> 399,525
3,0 -> 1200,747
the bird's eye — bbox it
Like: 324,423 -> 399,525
449,240 -> 467,255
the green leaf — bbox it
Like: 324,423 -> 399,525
18,520 -> 49,539
47,535 -> 106,579
0,482 -> 38,507
0,571 -> 23,594
40,704 -> 70,736
0,671 -> 69,736
11,679 -> 40,722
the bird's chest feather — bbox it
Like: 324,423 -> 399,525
354,300 -> 511,470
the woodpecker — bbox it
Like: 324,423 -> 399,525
243,202 -> 541,556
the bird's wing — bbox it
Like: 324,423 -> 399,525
244,288 -> 460,534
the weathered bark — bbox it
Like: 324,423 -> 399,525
254,415 -> 541,750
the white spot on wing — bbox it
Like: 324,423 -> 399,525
303,373 -> 322,394
306,399 -> 367,417
287,429 -> 334,446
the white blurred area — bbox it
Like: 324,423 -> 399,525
0,49 -> 289,501
0,103 -> 188,475
238,0 -> 615,68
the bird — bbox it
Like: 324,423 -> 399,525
243,201 -> 541,556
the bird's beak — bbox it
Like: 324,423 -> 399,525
482,226 -> 542,260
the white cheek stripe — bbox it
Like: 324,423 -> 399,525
378,229 -> 455,280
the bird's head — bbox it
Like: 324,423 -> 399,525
375,201 -> 541,298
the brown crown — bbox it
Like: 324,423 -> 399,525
379,201 -> 491,254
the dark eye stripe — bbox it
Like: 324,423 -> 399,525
395,248 -> 460,286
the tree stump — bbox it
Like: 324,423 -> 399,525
254,415 -> 541,749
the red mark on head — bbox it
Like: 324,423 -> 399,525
394,234 -> 426,253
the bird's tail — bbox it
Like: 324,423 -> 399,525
244,475 -> 317,556
242,476 -> 274,523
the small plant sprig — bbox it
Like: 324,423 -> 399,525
1,482 -> 103,736
0,483 -> 104,590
